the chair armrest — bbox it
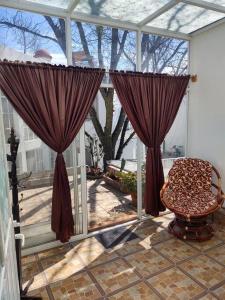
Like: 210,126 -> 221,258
212,178 -> 223,205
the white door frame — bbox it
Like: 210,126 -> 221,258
0,104 -> 20,300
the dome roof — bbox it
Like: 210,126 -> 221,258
34,49 -> 52,60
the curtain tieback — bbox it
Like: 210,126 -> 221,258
147,145 -> 161,152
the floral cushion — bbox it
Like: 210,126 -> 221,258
163,189 -> 218,217
163,158 -> 217,217
168,158 -> 212,195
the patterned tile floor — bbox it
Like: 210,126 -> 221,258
22,209 -> 225,300
19,179 -> 136,230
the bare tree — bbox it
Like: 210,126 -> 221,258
0,7 -> 188,169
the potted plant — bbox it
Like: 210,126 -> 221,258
117,172 -> 138,207
117,163 -> 146,207
102,159 -> 130,193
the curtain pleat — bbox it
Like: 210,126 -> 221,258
0,61 -> 104,242
110,71 -> 190,216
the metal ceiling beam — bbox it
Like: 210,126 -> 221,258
142,25 -> 190,40
138,0 -> 180,28
0,0 -> 68,18
0,0 -> 191,40
181,0 -> 225,14
190,16 -> 225,36
72,12 -> 138,31
72,12 -> 191,40
67,0 -> 80,15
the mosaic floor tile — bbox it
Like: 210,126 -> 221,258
134,219 -> 155,230
148,267 -> 204,299
41,253 -> 85,284
22,261 -> 47,291
50,272 -> 102,300
22,254 -> 37,265
151,213 -> 175,228
155,238 -> 199,262
27,287 -> 50,300
38,244 -> 71,260
108,281 -> 160,300
71,237 -> 105,253
80,247 -> 118,268
115,238 -> 150,257
179,255 -> 225,288
206,244 -> 225,265
212,283 -> 225,299
135,225 -> 172,246
125,248 -> 172,278
90,258 -> 140,294
198,293 -> 218,300
71,237 -> 118,268
214,227 -> 225,241
187,236 -> 223,251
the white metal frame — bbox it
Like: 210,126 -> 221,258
136,30 -> 143,219
1,0 -> 225,41
0,0 -> 216,252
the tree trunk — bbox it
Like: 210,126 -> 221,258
100,87 -> 114,171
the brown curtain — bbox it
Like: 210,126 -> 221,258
0,60 -> 104,242
110,71 -> 190,216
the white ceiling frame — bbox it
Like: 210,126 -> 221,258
71,12 -> 191,40
0,0 -> 191,40
67,0 -> 80,15
0,0 -> 68,18
138,0 -> 180,28
181,0 -> 225,14
190,16 -> 225,36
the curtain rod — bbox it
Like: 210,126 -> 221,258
104,70 -> 197,82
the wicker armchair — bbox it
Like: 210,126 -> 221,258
160,158 -> 223,241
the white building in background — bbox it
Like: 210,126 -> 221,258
0,45 -> 66,175
0,46 -> 186,178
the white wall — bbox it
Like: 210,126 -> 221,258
188,22 -> 225,191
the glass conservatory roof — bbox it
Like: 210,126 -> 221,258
2,0 -> 225,38
148,3 -> 225,33
74,0 -> 172,24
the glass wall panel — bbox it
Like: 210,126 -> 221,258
0,7 -> 67,235
71,21 -> 138,230
141,33 -> 188,210
147,3 -> 224,34
71,21 -> 136,83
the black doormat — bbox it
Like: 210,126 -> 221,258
96,227 -> 138,249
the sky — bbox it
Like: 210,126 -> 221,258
0,7 -> 67,64
0,6 -> 188,73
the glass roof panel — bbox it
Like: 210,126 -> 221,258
204,0 -> 225,6
147,3 -> 225,33
23,0 -> 70,9
74,0 -> 172,24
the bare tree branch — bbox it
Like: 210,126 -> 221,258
0,21 -> 58,43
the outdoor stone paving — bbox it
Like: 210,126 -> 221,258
19,179 -> 137,230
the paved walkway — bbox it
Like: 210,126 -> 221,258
19,179 -> 137,230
